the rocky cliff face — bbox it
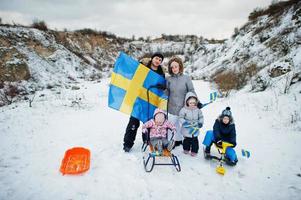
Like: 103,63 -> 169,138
188,0 -> 301,94
0,26 -> 203,85
0,0 -> 300,106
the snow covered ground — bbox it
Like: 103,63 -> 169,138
0,79 -> 301,200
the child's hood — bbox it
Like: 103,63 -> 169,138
153,108 -> 167,119
184,92 -> 199,105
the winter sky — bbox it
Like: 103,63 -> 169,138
0,0 -> 273,39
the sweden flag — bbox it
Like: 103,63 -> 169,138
108,52 -> 167,122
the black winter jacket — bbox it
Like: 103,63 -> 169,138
213,118 -> 236,147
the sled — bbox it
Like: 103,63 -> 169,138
142,129 -> 181,173
203,142 -> 234,175
142,143 -> 181,173
141,86 -> 181,173
60,147 -> 90,175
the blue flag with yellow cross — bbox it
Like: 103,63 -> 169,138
108,52 -> 167,123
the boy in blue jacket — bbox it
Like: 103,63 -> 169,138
202,107 -> 238,165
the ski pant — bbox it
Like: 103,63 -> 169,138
123,116 -> 140,148
150,137 -> 169,153
183,137 -> 199,153
202,130 -> 237,162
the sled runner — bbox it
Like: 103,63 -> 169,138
60,147 -> 90,175
142,129 -> 181,172
203,142 -> 234,175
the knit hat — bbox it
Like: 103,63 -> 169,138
221,107 -> 232,117
153,108 -> 167,125
151,52 -> 164,61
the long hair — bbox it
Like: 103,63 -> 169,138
167,56 -> 184,75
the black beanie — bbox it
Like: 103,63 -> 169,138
151,52 -> 164,61
221,107 -> 232,117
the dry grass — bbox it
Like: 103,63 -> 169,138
0,83 -> 22,106
213,64 -> 260,96
248,0 -> 299,21
31,20 -> 48,31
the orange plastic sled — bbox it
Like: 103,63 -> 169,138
60,147 -> 90,175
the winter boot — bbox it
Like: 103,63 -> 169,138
204,146 -> 211,159
183,150 -> 189,154
191,152 -> 197,157
173,140 -> 182,149
123,146 -> 131,152
224,156 -> 238,166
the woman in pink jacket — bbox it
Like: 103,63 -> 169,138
142,108 -> 176,155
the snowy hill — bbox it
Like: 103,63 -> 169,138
0,79 -> 300,200
1,0 -> 301,199
1,1 -> 300,103
185,0 -> 301,133
0,26 -> 104,86
188,0 -> 301,93
0,25 -> 204,106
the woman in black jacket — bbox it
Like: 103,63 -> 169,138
123,53 -> 165,152
202,107 -> 238,165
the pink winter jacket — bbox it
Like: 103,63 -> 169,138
142,120 -> 176,138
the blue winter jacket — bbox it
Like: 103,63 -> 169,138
213,118 -> 236,147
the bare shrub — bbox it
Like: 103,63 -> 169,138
24,93 -> 36,107
290,72 -> 301,85
248,0 -> 299,21
31,19 -> 48,31
240,64 -> 260,84
213,71 -> 239,97
249,8 -> 265,21
0,83 -> 22,106
213,64 -> 260,96
75,28 -> 98,35
232,27 -> 239,39
0,80 -> 4,89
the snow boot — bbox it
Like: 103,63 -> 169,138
183,150 -> 189,154
224,156 -> 238,166
173,140 -> 182,149
123,146 -> 131,152
191,152 -> 197,157
204,146 -> 211,160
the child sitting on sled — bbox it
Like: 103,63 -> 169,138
179,92 -> 204,156
202,107 -> 238,165
142,108 -> 176,155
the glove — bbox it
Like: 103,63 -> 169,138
197,123 -> 203,128
182,121 -> 190,127
216,140 -> 223,148
197,102 -> 203,109
155,84 -> 166,90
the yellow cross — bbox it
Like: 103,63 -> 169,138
110,63 -> 167,115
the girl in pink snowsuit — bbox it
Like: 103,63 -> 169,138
142,109 -> 176,154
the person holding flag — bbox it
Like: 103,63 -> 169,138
122,53 -> 165,152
